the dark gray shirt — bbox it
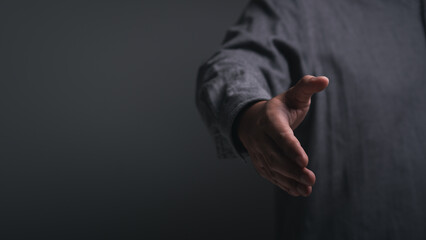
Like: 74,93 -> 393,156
196,0 -> 426,239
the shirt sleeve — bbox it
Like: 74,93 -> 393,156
195,0 -> 303,163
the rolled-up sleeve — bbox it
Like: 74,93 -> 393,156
196,0 -> 302,162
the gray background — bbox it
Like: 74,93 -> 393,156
0,1 -> 274,239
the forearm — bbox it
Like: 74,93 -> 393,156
196,54 -> 272,160
195,0 -> 295,160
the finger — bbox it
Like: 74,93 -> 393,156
272,173 -> 312,197
254,158 -> 299,196
250,151 -> 296,194
261,168 -> 298,196
250,150 -> 312,197
265,127 -> 309,168
258,135 -> 315,185
250,151 -> 276,181
261,103 -> 309,167
257,152 -> 276,181
283,75 -> 329,109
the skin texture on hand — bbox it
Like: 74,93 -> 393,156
237,75 -> 329,197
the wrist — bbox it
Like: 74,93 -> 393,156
236,100 -> 267,142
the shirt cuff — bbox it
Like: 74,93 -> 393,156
216,95 -> 271,164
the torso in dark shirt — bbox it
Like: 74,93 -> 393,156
196,0 -> 426,239
277,1 -> 426,239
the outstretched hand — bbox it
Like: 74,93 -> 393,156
237,75 -> 329,196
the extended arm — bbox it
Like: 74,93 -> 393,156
196,0 -> 328,196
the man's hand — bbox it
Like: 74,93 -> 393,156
237,75 -> 329,197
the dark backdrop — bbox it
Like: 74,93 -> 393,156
0,1 -> 275,239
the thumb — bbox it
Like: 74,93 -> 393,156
284,75 -> 329,109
